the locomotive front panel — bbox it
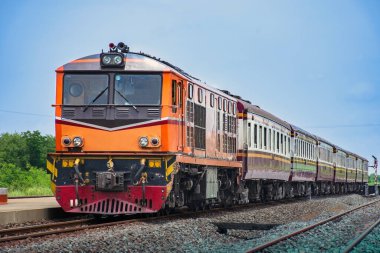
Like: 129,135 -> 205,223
47,155 -> 176,214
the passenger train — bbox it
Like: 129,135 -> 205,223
46,43 -> 368,215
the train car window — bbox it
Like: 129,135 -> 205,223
188,83 -> 193,99
268,129 -> 271,151
63,74 -> 109,105
276,132 -> 279,153
233,103 -> 236,115
248,123 -> 251,147
228,101 -> 231,114
223,99 -> 227,112
263,127 -> 267,150
114,74 -> 162,105
257,125 -> 263,149
217,111 -> 220,131
210,93 -> 215,107
254,124 -> 257,148
198,88 -> 203,103
288,137 -> 290,156
218,97 -> 222,110
298,140 -> 301,157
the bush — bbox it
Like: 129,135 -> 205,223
0,162 -> 52,197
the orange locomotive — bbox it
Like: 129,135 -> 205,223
47,43 -> 244,215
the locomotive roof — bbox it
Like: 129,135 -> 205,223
237,99 -> 291,130
59,52 -> 237,101
60,52 -> 200,81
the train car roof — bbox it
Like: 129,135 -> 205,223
58,52 -> 237,101
314,135 -> 336,148
290,124 -> 317,141
237,99 -> 291,130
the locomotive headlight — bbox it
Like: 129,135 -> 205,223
73,137 -> 83,147
139,137 -> 149,147
100,53 -> 125,67
113,55 -> 123,65
102,55 -> 112,65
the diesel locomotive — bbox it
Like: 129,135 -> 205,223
46,43 -> 368,215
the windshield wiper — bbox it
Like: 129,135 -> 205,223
83,87 -> 108,112
115,89 -> 139,112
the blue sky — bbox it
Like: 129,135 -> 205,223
0,1 -> 379,171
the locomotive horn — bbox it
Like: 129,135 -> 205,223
117,42 -> 130,53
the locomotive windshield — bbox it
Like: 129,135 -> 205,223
63,74 -> 161,106
114,74 -> 161,105
63,74 -> 109,105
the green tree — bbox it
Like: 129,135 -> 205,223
0,131 -> 55,169
22,131 -> 55,168
0,133 -> 29,168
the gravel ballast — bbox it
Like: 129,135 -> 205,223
0,194 -> 379,253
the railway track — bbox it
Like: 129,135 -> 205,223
0,218 -> 93,243
342,216 -> 380,253
0,196 -> 308,244
246,198 -> 380,252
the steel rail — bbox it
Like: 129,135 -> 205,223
342,216 -> 380,253
0,218 -> 93,242
246,198 -> 380,253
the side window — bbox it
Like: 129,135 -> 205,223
172,80 -> 177,113
254,124 -> 258,148
188,83 -> 193,99
172,80 -> 177,105
248,123 -> 251,147
210,93 -> 215,107
232,103 -> 236,115
198,88 -> 203,103
218,97 -> 222,110
284,136 -> 287,155
178,81 -> 183,108
223,99 -> 227,112
276,132 -> 279,152
258,125 -> 262,149
263,127 -> 267,150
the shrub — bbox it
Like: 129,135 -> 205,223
0,162 -> 52,197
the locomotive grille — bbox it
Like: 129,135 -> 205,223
116,108 -> 129,118
92,108 -> 106,118
147,108 -> 160,117
194,104 -> 206,149
62,108 -> 76,118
